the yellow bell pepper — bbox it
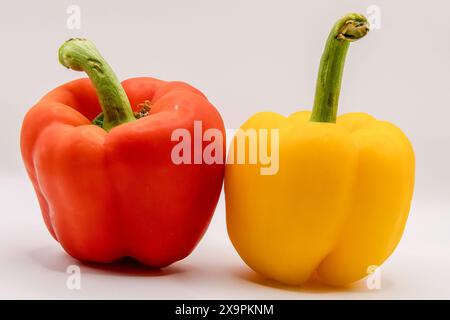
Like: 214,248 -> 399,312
224,13 -> 415,286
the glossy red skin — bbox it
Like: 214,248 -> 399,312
21,77 -> 225,267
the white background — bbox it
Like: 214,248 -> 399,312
1,0 -> 450,299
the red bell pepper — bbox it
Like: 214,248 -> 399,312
20,38 -> 225,267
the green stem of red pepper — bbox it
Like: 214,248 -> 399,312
310,13 -> 370,123
58,38 -> 135,131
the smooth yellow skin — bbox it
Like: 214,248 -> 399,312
225,111 -> 415,286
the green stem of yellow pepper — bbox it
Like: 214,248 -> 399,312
310,13 -> 370,123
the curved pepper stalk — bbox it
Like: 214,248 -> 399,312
59,38 -> 136,131
310,13 -> 369,123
